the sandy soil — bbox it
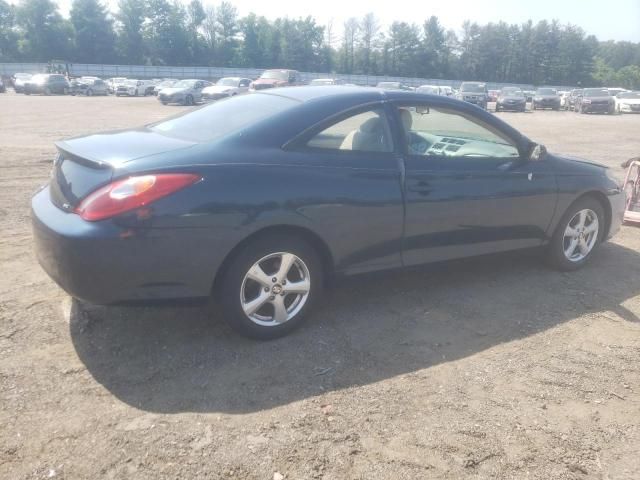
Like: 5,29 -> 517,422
1,92 -> 639,480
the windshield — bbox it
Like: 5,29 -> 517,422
619,92 -> 640,99
501,87 -> 523,95
260,70 -> 288,81
461,83 -> 485,93
15,73 -> 32,80
172,80 -> 196,88
217,78 -> 238,86
583,88 -> 609,97
151,93 -> 299,143
536,88 -> 557,95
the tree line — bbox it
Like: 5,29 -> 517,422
1,0 -> 639,88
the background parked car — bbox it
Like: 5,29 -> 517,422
202,77 -> 251,101
24,74 -> 69,95
12,73 -> 32,93
377,81 -> 413,91
495,87 -> 527,112
456,82 -> 488,109
438,86 -> 454,96
153,79 -> 177,95
416,85 -> 444,95
309,78 -> 345,86
115,79 -> 151,97
157,79 -> 211,105
107,77 -> 127,94
575,88 -> 615,114
614,91 -> 640,114
250,69 -> 300,90
0,77 -> 5,93
533,88 -> 561,110
567,89 -> 583,110
607,87 -> 628,97
70,78 -> 109,96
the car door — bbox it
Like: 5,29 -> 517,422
284,104 -> 404,274
390,101 -> 558,266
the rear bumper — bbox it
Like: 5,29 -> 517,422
31,187 -> 227,304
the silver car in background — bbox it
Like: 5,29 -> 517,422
201,77 -> 251,101
153,79 -> 178,96
157,79 -> 212,105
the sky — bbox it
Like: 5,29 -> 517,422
48,0 -> 640,43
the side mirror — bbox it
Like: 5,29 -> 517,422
529,144 -> 547,162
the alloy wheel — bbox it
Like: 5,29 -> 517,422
563,209 -> 599,262
240,252 -> 311,326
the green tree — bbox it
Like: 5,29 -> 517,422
115,0 -> 145,63
216,1 -> 237,66
0,0 -> 20,61
15,0 -> 73,61
70,0 -> 116,63
144,0 -> 190,65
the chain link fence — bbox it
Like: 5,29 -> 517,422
1,62 -> 576,91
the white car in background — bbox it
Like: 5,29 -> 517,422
607,87 -> 629,98
201,77 -> 251,101
107,77 -> 127,94
438,86 -> 454,96
614,91 -> 640,114
115,79 -> 151,97
417,85 -> 444,95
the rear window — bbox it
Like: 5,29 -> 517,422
151,93 -> 299,143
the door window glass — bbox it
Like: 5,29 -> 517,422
307,109 -> 393,153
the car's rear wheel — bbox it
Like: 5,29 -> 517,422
217,233 -> 323,339
548,197 -> 604,271
86,88 -> 93,96
44,87 -> 51,96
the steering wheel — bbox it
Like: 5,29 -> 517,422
408,132 -> 431,155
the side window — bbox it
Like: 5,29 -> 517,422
240,79 -> 250,87
306,109 -> 393,153
398,105 -> 519,159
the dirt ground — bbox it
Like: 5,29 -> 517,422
1,92 -> 639,480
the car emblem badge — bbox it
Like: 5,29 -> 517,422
272,284 -> 283,294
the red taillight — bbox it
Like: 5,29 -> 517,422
75,173 -> 200,221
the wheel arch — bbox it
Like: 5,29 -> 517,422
212,224 -> 335,293
560,190 -> 612,240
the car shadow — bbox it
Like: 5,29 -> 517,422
69,242 -> 640,413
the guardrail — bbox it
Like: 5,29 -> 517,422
0,62 -> 575,91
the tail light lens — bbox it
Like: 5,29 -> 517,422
75,173 -> 200,221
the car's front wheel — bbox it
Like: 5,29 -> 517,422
217,233 -> 323,339
548,197 -> 604,271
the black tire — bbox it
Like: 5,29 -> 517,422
185,94 -> 194,106
217,233 -> 324,340
86,88 -> 93,96
547,196 -> 605,271
161,101 -> 168,105
44,87 -> 51,96
495,105 -> 500,112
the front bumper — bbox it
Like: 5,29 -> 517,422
461,96 -> 486,106
202,93 -> 229,101
497,100 -> 526,110
619,104 -> 640,113
31,187 -> 226,304
534,100 -> 560,108
158,93 -> 183,103
608,188 -> 625,239
582,103 -> 612,113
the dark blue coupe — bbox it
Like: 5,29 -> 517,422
31,87 -> 625,338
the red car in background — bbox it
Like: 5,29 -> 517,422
249,69 -> 301,91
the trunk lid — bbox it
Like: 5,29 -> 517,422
49,129 -> 196,210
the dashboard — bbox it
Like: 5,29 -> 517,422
408,131 -> 519,158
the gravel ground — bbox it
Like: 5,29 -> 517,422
1,92 -> 639,480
